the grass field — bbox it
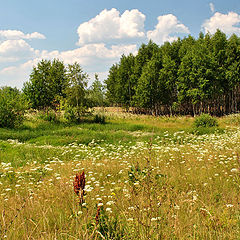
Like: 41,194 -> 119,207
0,110 -> 240,239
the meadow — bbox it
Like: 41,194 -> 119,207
0,110 -> 240,239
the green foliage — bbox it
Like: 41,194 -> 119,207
193,114 -> 218,128
23,59 -> 67,109
88,74 -> 106,107
128,163 -> 145,184
63,62 -> 89,121
95,207 -> 126,239
105,31 -> 240,116
0,87 -> 27,128
38,110 -> 60,123
93,114 -> 106,124
64,105 -> 88,123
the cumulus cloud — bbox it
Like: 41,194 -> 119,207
147,14 -> 190,45
0,60 -> 35,88
202,12 -> 240,35
0,30 -> 46,40
209,3 -> 215,14
0,39 -> 39,63
0,10 -> 192,89
0,43 -> 137,88
38,43 -> 138,73
77,8 -> 146,45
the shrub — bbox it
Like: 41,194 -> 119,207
0,87 -> 27,128
38,110 -> 59,122
93,114 -> 106,124
193,114 -> 218,128
64,105 -> 88,123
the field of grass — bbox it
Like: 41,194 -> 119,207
0,110 -> 240,239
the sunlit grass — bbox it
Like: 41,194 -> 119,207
0,111 -> 240,239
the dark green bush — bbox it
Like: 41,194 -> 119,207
64,105 -> 88,123
193,114 -> 218,128
0,87 -> 27,128
93,114 -> 106,124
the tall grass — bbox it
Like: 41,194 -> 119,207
0,112 -> 239,239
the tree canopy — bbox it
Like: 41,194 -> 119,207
105,30 -> 240,116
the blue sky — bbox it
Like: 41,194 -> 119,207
0,0 -> 239,89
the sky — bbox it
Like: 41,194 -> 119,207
0,0 -> 240,89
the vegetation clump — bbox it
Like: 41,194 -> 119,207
105,30 -> 240,116
38,109 -> 60,123
193,114 -> 218,128
0,87 -> 27,128
93,113 -> 106,124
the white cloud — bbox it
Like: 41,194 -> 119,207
147,14 -> 190,45
202,12 -> 240,35
0,39 -> 38,63
0,10 -> 192,89
209,3 -> 215,14
0,43 -> 137,88
0,60 -> 35,88
0,30 -> 45,40
37,43 -> 137,70
77,8 -> 146,45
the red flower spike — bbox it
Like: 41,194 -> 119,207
73,171 -> 86,204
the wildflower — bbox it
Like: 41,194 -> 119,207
106,208 -> 112,213
193,195 -> 198,201
106,201 -> 115,206
73,171 -> 86,204
85,185 -> 93,192
230,168 -> 239,173
95,206 -> 101,225
98,202 -> 103,207
226,204 -> 234,208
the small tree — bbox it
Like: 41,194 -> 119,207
23,59 -> 67,109
88,74 -> 105,107
0,87 -> 27,128
64,62 -> 89,122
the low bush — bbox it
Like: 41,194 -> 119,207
193,113 -> 218,128
39,110 -> 59,122
93,114 -> 106,124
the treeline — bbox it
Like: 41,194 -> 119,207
0,60 -> 107,128
105,30 -> 240,116
23,60 -> 106,111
